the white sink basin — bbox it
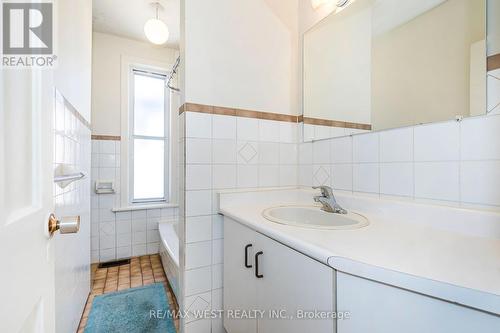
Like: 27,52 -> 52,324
262,205 -> 369,230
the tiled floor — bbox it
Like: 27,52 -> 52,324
77,254 -> 179,332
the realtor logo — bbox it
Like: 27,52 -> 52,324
2,1 -> 55,67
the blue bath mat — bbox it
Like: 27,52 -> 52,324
85,283 -> 176,333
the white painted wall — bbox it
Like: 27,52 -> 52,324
304,1 -> 372,123
91,32 -> 178,136
54,0 -> 92,122
488,0 -> 500,56
182,0 -> 297,115
371,0 -> 486,129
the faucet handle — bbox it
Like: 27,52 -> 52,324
312,186 -> 333,197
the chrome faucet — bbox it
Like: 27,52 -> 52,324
313,186 -> 347,214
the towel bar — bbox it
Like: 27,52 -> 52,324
54,172 -> 86,183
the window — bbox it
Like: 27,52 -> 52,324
130,68 -> 169,203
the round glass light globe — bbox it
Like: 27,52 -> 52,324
144,18 -> 169,45
311,0 -> 327,9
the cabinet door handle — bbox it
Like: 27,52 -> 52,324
255,251 -> 264,278
244,244 -> 253,268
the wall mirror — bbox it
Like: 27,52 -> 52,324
302,0 -> 488,141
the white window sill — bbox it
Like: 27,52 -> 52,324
112,202 -> 178,212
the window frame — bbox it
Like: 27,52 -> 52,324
128,67 -> 170,204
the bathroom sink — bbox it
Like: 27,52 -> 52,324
262,205 -> 369,230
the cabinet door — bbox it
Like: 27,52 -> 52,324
255,233 -> 336,333
337,272 -> 500,333
224,218 -> 258,333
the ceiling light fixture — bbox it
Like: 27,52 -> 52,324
144,2 -> 169,45
311,0 -> 351,10
311,0 -> 329,9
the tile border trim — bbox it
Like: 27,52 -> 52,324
303,117 -> 372,130
59,91 -> 92,130
91,135 -> 121,141
487,53 -> 500,72
179,102 -> 300,123
178,102 -> 372,129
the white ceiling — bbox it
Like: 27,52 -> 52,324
92,0 -> 180,48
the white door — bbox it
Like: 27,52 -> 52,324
256,233 -> 336,333
223,218 -> 258,333
0,68 -> 57,332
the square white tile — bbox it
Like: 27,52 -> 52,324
303,124 -> 315,142
279,144 -> 297,165
460,161 -> 500,206
116,233 -> 131,247
185,266 -> 212,296
146,243 -> 160,255
461,115 -> 500,160
186,190 -> 213,217
186,216 -> 212,243
186,112 -> 212,139
237,165 -> 259,188
279,165 -> 298,186
380,163 -> 414,197
298,142 -> 313,165
414,121 -> 460,161
186,241 -> 212,270
312,165 -> 330,187
186,138 -> 212,164
353,133 -> 379,163
414,162 -> 459,201
132,231 -> 147,245
331,136 -> 353,163
212,139 -> 237,164
379,127 -> 413,162
131,219 -> 147,232
186,164 -> 212,190
258,165 -> 280,187
279,122 -> 297,143
331,164 -> 353,191
237,141 -> 259,165
100,140 -> 116,154
313,140 -> 331,164
212,114 -> 236,140
298,165 -> 313,187
259,120 -> 280,142
237,117 -> 259,141
116,246 -> 132,259
353,164 -> 379,193
259,142 -> 280,165
146,229 -> 160,243
132,244 -> 147,257
212,164 -> 237,189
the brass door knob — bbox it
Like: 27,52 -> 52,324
48,214 -> 80,236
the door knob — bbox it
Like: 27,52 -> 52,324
48,214 -> 80,236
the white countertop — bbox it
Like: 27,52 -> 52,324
218,188 -> 500,315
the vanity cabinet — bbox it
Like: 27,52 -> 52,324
224,217 -> 336,333
336,272 -> 500,333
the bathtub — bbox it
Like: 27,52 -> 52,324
159,221 -> 179,302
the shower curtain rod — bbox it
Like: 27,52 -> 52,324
167,56 -> 180,92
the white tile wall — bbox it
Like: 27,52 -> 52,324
53,90 -> 91,333
302,123 -> 370,142
487,70 -> 500,114
299,114 -> 500,210
90,139 -> 178,263
181,112 -> 299,333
